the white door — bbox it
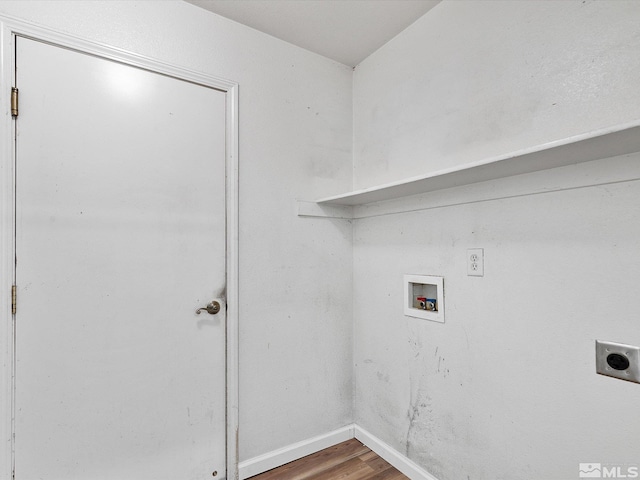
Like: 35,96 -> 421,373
13,37 -> 227,479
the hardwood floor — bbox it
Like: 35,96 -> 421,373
248,438 -> 409,479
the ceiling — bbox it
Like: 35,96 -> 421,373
184,0 -> 440,67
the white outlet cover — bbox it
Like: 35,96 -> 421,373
595,340 -> 640,384
467,248 -> 484,276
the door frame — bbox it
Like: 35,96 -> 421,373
0,16 -> 240,480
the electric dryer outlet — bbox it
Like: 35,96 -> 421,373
595,340 -> 640,384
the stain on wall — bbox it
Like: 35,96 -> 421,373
353,2 -> 640,478
354,169 -> 640,479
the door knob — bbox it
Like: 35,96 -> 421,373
196,301 -> 221,315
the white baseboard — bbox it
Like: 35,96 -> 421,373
238,425 -> 355,479
354,425 -> 439,480
238,424 -> 439,480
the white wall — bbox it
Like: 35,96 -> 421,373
352,1 -> 640,479
0,0 -> 353,471
5,1 -> 640,479
353,0 -> 640,189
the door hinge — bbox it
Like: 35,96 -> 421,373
11,285 -> 16,314
11,87 -> 18,117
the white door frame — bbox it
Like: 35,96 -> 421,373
0,16 -> 240,480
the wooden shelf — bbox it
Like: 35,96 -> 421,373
317,122 -> 640,206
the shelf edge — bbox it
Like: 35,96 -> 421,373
296,200 -> 354,219
317,121 -> 640,206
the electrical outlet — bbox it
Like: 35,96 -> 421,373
595,340 -> 640,384
467,248 -> 484,276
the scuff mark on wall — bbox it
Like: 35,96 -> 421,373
376,371 -> 390,383
403,322 -> 454,479
405,387 -> 433,457
408,335 -> 423,359
405,330 -> 437,459
405,379 -> 447,480
437,355 -> 450,378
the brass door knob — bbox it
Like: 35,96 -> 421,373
196,301 -> 221,315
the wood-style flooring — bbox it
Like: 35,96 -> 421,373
248,438 -> 409,479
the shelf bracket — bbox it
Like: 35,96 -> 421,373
296,200 -> 353,219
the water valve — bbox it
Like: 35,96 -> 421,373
416,296 -> 437,311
